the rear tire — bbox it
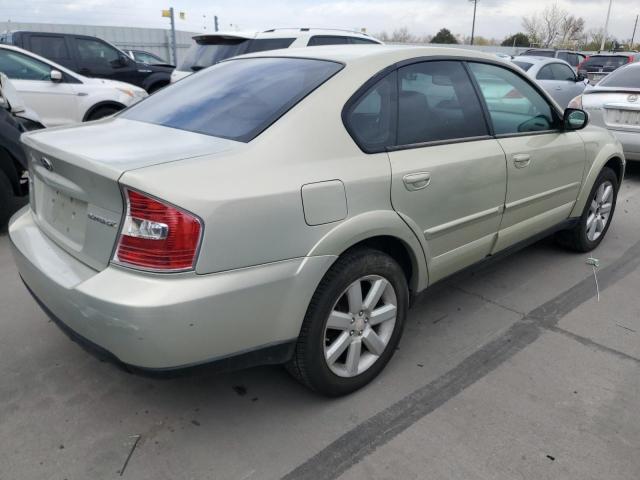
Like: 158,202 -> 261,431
287,248 -> 408,396
556,167 -> 618,252
86,105 -> 122,121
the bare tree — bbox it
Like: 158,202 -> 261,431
390,27 -> 418,43
522,4 -> 583,48
558,15 -> 585,47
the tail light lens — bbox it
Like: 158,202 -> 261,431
113,188 -> 202,272
576,56 -> 589,72
567,95 -> 583,110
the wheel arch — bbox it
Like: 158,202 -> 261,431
306,210 -> 429,294
82,101 -> 127,122
570,151 -> 625,218
141,72 -> 171,93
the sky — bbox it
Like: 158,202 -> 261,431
2,0 -> 639,41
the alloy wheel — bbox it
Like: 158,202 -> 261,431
586,180 -> 614,242
323,275 -> 397,378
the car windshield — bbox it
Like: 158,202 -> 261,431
179,38 -> 250,71
581,55 -> 629,71
597,65 -> 640,88
123,57 -> 343,142
513,61 -> 533,72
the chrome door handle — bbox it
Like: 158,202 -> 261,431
554,86 -> 563,90
403,172 -> 431,191
513,154 -> 531,168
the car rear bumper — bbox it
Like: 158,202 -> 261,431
610,129 -> 640,161
9,207 -> 335,370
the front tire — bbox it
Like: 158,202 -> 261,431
557,167 -> 618,252
287,248 -> 408,396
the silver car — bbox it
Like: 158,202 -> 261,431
9,46 -> 624,396
512,56 -> 588,108
569,62 -> 640,162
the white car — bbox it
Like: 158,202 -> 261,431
0,44 -> 147,126
512,56 -> 588,108
171,28 -> 382,83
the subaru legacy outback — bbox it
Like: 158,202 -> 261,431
10,46 -> 624,396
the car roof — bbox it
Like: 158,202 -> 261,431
192,28 -> 379,43
235,44 -> 501,65
512,55 -> 572,67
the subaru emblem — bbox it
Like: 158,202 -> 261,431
628,94 -> 638,103
40,157 -> 53,171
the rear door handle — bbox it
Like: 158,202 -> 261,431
403,172 -> 431,191
513,154 -> 531,168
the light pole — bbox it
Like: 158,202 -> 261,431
600,0 -> 613,52
469,0 -> 478,45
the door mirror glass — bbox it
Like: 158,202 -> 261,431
564,108 -> 588,130
50,69 -> 63,82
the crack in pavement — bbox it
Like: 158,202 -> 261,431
282,238 -> 640,480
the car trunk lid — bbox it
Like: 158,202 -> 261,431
22,117 -> 239,271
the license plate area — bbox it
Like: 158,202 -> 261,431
606,108 -> 640,129
34,176 -> 88,248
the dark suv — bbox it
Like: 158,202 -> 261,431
0,31 -> 172,93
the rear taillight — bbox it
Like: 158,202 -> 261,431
567,95 -> 583,109
628,55 -> 634,64
114,188 -> 202,272
576,56 -> 589,72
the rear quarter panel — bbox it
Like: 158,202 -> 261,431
571,125 -> 625,217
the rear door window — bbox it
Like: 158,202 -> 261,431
557,52 -> 569,62
245,38 -> 296,53
550,63 -> 575,81
28,35 -> 71,65
468,62 -> 558,135
350,38 -> 379,45
124,57 -> 343,142
536,65 -> 554,80
396,61 -> 488,145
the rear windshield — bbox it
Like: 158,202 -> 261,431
513,61 -> 533,72
179,38 -> 249,72
179,37 -> 296,71
123,57 -> 343,142
581,55 -> 629,71
598,65 -> 640,88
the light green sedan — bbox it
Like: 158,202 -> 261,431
9,46 -> 625,396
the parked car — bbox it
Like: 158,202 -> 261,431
0,44 -> 147,126
577,52 -> 640,84
569,62 -> 640,162
0,73 -> 45,225
10,46 -> 624,396
0,31 -> 173,93
171,28 -> 382,82
123,49 -> 173,68
520,49 -> 586,70
512,56 -> 588,108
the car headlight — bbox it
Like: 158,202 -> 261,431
567,95 -> 583,109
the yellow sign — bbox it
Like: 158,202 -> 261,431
161,9 -> 171,18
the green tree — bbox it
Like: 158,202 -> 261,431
502,32 -> 530,47
431,28 -> 458,44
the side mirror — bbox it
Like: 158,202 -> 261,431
50,70 -> 63,82
576,72 -> 587,82
564,108 -> 588,130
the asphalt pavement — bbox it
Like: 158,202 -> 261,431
1,164 -> 639,480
